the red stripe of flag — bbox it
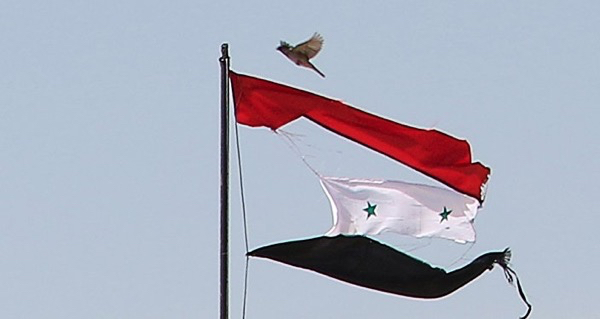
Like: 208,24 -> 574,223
230,71 -> 490,202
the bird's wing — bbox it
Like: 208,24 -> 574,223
293,33 -> 324,59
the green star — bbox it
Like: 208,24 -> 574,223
439,206 -> 452,222
363,201 -> 377,219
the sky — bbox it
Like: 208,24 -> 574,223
1,1 -> 599,318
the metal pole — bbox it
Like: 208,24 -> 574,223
219,43 -> 230,319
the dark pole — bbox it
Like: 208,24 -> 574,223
219,43 -> 230,319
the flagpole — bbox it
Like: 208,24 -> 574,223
219,43 -> 230,319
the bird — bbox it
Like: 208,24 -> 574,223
277,33 -> 325,77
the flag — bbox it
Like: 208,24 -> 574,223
248,235 -> 512,299
321,176 -> 479,243
230,71 -> 490,202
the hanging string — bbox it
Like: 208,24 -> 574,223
276,129 -> 322,178
234,122 -> 250,254
497,249 -> 532,319
402,237 -> 432,253
241,255 -> 250,319
233,117 -> 251,319
448,241 -> 475,267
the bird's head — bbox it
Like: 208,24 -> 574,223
277,41 -> 292,52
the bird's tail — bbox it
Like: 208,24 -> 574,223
308,62 -> 325,78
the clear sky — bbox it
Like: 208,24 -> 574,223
1,1 -> 599,318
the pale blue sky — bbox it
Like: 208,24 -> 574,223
1,1 -> 599,318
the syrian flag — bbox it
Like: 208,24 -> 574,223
321,176 -> 479,243
230,71 -> 490,202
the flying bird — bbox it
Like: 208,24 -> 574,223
277,33 -> 325,77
